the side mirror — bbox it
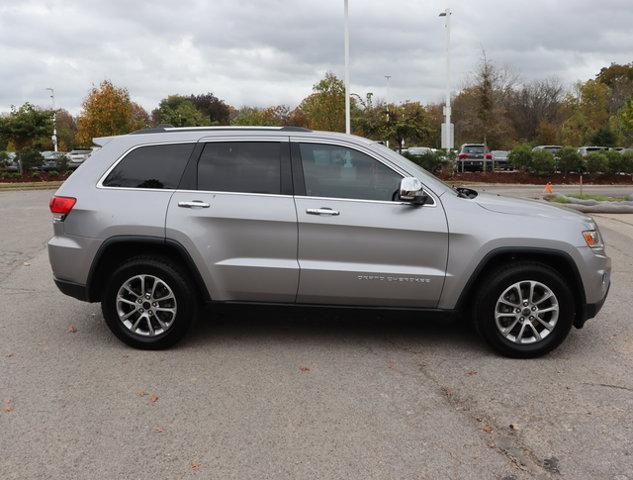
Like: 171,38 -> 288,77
399,177 -> 429,205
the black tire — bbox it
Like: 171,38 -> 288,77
101,255 -> 197,349
472,262 -> 575,358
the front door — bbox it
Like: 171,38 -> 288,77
293,141 -> 448,308
166,138 -> 299,302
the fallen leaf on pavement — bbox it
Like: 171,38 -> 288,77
67,325 -> 77,333
150,393 -> 159,403
191,463 -> 201,470
154,426 -> 165,433
299,366 -> 310,373
483,425 -> 493,433
466,370 -> 478,376
3,399 -> 13,413
136,390 -> 148,397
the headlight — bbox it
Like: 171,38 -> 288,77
582,229 -> 604,249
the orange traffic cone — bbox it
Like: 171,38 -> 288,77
543,182 -> 554,194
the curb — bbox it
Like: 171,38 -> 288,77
0,181 -> 62,191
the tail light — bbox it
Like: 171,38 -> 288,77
485,153 -> 492,159
49,196 -> 76,220
458,153 -> 467,159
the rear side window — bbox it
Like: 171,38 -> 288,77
197,142 -> 282,194
103,143 -> 194,189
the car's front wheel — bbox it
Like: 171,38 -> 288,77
101,255 -> 197,349
473,262 -> 575,358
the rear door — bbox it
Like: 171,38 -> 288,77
292,140 -> 449,308
166,136 -> 299,302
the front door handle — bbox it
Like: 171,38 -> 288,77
178,200 -> 210,208
306,208 -> 340,216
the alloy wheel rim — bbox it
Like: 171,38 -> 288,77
116,274 -> 177,337
494,280 -> 559,345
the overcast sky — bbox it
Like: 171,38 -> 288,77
1,0 -> 632,115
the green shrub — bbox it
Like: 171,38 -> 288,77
48,170 -> 59,177
585,152 -> 609,174
530,149 -> 556,175
508,144 -> 532,172
620,150 -> 633,174
31,170 -> 41,179
402,151 -> 449,174
0,151 -> 9,169
16,148 -> 44,171
605,150 -> 627,174
557,147 -> 583,174
55,154 -> 69,172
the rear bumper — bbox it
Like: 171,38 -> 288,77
53,278 -> 90,302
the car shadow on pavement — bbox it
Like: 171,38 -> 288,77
181,304 -> 485,353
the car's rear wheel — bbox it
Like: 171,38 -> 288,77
101,255 -> 197,349
473,262 -> 574,358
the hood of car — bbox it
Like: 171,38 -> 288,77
475,192 -> 590,222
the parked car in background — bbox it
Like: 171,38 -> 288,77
39,151 -> 66,171
402,146 -> 434,156
458,143 -> 491,171
578,146 -> 608,157
1,152 -> 19,172
67,149 -> 92,168
533,145 -> 562,157
490,150 -> 510,170
609,147 -> 625,154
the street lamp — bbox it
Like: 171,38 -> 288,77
344,0 -> 350,135
46,87 -> 58,152
439,9 -> 453,154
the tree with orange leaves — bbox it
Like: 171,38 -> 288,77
76,80 -> 149,146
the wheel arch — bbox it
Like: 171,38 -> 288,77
86,235 -> 211,303
455,247 -> 587,327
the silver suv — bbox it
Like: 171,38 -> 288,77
48,126 -> 611,357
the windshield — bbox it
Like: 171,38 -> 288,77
370,143 -> 458,196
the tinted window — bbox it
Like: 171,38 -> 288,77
299,143 -> 402,201
103,143 -> 194,189
197,142 -> 281,194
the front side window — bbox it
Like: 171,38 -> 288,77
103,143 -> 194,189
197,142 -> 282,194
299,143 -> 402,201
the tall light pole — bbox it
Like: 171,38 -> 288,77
439,9 -> 453,153
46,87 -> 58,152
344,0 -> 351,135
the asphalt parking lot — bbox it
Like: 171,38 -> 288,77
1,188 -> 632,480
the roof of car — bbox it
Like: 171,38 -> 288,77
93,125 -> 375,147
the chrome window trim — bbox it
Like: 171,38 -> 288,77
95,136 -> 438,207
96,140 -> 197,190
173,189 -> 293,199
290,137 -> 438,207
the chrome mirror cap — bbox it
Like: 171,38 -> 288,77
399,177 -> 427,204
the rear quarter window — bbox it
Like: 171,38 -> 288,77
102,143 -> 195,189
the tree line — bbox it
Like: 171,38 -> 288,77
1,61 -> 632,155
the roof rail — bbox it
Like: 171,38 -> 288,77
129,125 -> 312,135
129,124 -> 174,135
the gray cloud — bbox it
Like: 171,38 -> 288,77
0,0 -> 631,114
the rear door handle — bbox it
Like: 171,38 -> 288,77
306,208 -> 340,216
178,200 -> 210,208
